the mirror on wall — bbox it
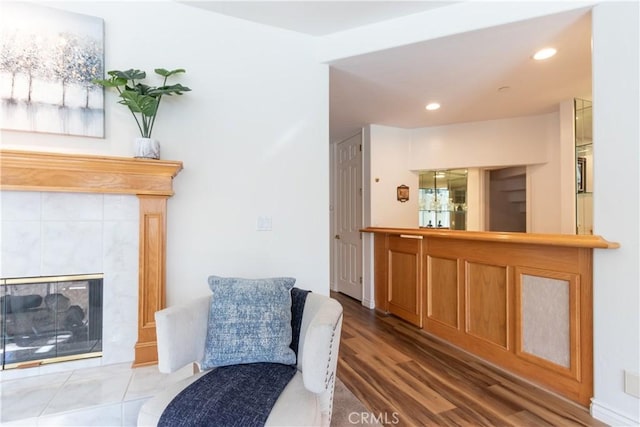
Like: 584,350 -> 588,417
575,98 -> 593,235
418,169 -> 467,230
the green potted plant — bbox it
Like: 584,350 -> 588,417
93,68 -> 191,159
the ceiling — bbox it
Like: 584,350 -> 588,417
180,1 -> 454,36
180,2 -> 593,143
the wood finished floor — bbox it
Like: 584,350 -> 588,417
332,291 -> 607,427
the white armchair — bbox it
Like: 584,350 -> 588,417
138,292 -> 343,426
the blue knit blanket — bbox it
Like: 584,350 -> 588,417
158,288 -> 310,427
158,363 -> 296,427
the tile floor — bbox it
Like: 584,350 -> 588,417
0,361 -> 192,426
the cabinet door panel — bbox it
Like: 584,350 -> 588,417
465,262 -> 509,349
425,256 -> 459,329
387,236 -> 422,327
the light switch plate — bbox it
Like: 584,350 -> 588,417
257,216 -> 272,231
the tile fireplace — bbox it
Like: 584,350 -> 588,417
0,150 -> 183,368
1,190 -> 139,375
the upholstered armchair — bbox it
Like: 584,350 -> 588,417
138,291 -> 343,426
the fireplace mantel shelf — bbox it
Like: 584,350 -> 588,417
0,149 -> 183,196
0,149 -> 183,367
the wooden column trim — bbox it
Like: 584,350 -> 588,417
0,149 -> 182,367
134,196 -> 168,367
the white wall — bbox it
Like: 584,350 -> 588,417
0,1 -> 330,305
466,168 -> 483,231
559,100 -> 578,233
362,124 -> 418,310
408,113 -> 556,170
527,113 -> 564,234
591,2 -> 640,425
409,113 -> 564,233
367,124 -> 418,228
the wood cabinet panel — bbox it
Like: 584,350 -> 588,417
465,262 -> 509,349
428,238 -> 581,273
425,256 -> 458,329
387,235 -> 422,327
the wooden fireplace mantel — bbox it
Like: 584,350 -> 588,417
0,149 -> 183,367
0,149 -> 182,196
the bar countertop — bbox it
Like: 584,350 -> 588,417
360,227 -> 620,249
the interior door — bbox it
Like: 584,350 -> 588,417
335,133 -> 363,301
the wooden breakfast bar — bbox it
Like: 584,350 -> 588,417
362,227 -> 619,407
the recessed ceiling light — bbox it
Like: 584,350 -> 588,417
425,103 -> 440,111
533,47 -> 557,60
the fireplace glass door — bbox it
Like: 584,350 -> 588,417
0,274 -> 103,369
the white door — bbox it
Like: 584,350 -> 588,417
335,133 -> 363,300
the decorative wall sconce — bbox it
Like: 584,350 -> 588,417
397,185 -> 409,202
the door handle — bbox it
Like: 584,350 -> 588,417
335,234 -> 341,239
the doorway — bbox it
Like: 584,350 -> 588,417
487,167 -> 527,232
332,132 -> 363,301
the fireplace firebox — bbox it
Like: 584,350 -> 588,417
0,274 -> 103,369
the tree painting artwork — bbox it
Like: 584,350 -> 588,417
0,3 -> 104,137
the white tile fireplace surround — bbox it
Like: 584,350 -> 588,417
0,150 -> 182,425
0,150 -> 183,369
0,191 -> 140,376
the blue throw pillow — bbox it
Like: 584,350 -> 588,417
202,276 -> 297,369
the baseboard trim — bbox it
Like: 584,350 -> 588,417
362,297 -> 375,309
591,398 -> 639,426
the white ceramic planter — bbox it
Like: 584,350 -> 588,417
134,137 -> 160,159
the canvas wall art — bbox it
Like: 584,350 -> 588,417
0,3 -> 104,137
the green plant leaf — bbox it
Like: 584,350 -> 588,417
155,68 -> 186,77
130,83 -> 155,96
119,91 -> 159,117
148,84 -> 192,96
113,69 -> 146,81
92,77 -> 127,87
167,83 -> 191,93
